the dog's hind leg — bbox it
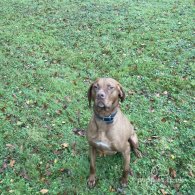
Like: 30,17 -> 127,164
129,133 -> 142,158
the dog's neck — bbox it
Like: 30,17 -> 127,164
93,105 -> 119,124
94,109 -> 118,124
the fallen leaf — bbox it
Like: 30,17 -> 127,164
169,168 -> 176,178
147,135 -> 160,141
128,90 -> 135,95
72,128 -> 86,137
40,189 -> 48,194
53,150 -> 61,155
10,160 -> 15,168
156,93 -> 160,97
151,174 -> 160,182
65,96 -> 71,102
109,186 -> 116,192
42,103 -> 48,109
160,189 -> 167,195
151,135 -> 160,139
1,107 -> 6,112
71,142 -> 76,155
149,107 -> 155,113
150,98 -> 155,102
60,168 -> 72,176
55,109 -> 62,115
55,99 -> 61,104
26,100 -> 33,105
174,183 -> 180,192
62,104 -> 67,110
163,91 -> 168,95
6,144 -> 15,149
12,94 -> 17,98
16,121 -> 23,126
161,118 -> 167,123
188,170 -> 194,177
3,162 -> 7,169
61,143 -> 69,148
19,170 -> 30,180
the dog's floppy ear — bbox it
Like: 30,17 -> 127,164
118,83 -> 125,102
87,83 -> 93,108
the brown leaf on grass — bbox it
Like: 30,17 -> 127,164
53,150 -> 61,155
42,103 -> 48,110
71,142 -> 76,155
156,93 -> 160,97
149,107 -> 155,113
55,99 -> 61,104
1,107 -> 6,113
0,162 -> 8,173
19,170 -> 30,180
16,121 -> 24,126
65,96 -> 71,103
147,135 -> 160,141
60,168 -> 72,176
6,144 -> 15,149
61,143 -> 69,149
62,104 -> 68,110
72,128 -> 86,137
128,90 -> 135,95
188,170 -> 194,177
151,174 -> 160,182
12,93 -> 17,98
161,118 -> 167,123
3,162 -> 7,169
10,160 -> 15,168
169,168 -> 176,178
150,98 -> 155,102
151,135 -> 160,139
109,186 -> 116,192
40,189 -> 49,194
160,189 -> 168,195
174,183 -> 180,192
55,109 -> 62,115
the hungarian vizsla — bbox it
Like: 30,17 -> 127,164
87,78 -> 141,187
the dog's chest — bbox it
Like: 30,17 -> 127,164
91,129 -> 116,152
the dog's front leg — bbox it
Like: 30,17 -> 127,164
88,146 -> 96,187
121,145 -> 130,187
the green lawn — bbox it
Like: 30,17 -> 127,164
0,0 -> 194,194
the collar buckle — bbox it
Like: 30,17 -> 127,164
95,111 -> 117,124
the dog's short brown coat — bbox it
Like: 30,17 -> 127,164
87,78 -> 141,187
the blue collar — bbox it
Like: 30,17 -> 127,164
95,111 -> 117,124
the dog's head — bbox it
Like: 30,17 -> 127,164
88,78 -> 125,110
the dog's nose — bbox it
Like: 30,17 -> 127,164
97,91 -> 106,99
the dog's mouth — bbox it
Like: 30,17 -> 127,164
96,101 -> 106,108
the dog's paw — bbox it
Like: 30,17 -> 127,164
87,176 -> 96,188
120,177 -> 128,187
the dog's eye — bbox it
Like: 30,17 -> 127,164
108,85 -> 114,90
93,85 -> 98,90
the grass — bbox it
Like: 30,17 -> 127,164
0,0 -> 194,194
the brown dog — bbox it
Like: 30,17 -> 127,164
87,78 -> 141,187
